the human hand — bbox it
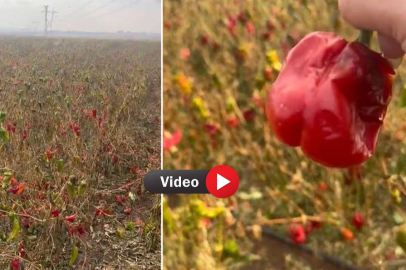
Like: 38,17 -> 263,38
339,0 -> 405,60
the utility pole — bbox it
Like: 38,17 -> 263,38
42,5 -> 49,35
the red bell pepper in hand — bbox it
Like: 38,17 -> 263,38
266,32 -> 394,168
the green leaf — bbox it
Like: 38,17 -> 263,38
7,214 -> 20,243
77,181 -> 87,195
394,212 -> 405,225
0,128 -> 9,141
8,212 -> 15,222
191,199 -> 224,218
211,73 -> 222,90
401,85 -> 406,107
255,78 -> 266,91
0,112 -> 6,123
0,204 -> 9,211
57,159 -> 64,172
398,229 -> 406,253
163,198 -> 175,234
238,189 -> 263,200
391,189 -> 402,204
69,246 -> 79,267
126,222 -> 135,232
116,228 -> 126,239
226,96 -> 236,113
2,171 -> 12,188
27,235 -> 37,241
67,182 -> 76,197
223,239 -> 240,259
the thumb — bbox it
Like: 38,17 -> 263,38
339,0 -> 406,58
378,33 -> 404,59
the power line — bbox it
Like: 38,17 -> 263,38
78,0 -> 120,18
94,0 -> 141,18
62,0 -> 97,18
58,0 -> 147,23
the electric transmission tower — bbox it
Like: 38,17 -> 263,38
49,9 -> 58,33
42,5 -> 58,36
42,5 -> 48,35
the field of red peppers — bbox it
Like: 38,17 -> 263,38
163,0 -> 406,269
0,37 -> 161,269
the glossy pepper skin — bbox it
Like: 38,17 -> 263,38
266,32 -> 394,168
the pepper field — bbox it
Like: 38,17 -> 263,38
0,37 -> 161,269
163,0 -> 406,269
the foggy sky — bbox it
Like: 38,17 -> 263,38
0,0 -> 161,33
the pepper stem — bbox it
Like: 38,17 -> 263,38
357,30 -> 373,47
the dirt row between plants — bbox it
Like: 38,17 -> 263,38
242,227 -> 368,270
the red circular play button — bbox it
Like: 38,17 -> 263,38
206,165 -> 239,198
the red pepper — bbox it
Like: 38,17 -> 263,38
46,149 -> 54,160
65,215 -> 76,222
11,258 -> 20,270
288,223 -> 306,245
77,225 -> 85,235
266,32 -> 394,168
87,109 -> 97,119
163,129 -> 182,151
352,211 -> 365,230
51,209 -> 61,218
112,154 -> 120,164
311,220 -> 323,230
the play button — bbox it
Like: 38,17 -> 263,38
206,165 -> 239,198
217,174 -> 230,190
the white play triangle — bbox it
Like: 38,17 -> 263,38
217,173 -> 230,190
